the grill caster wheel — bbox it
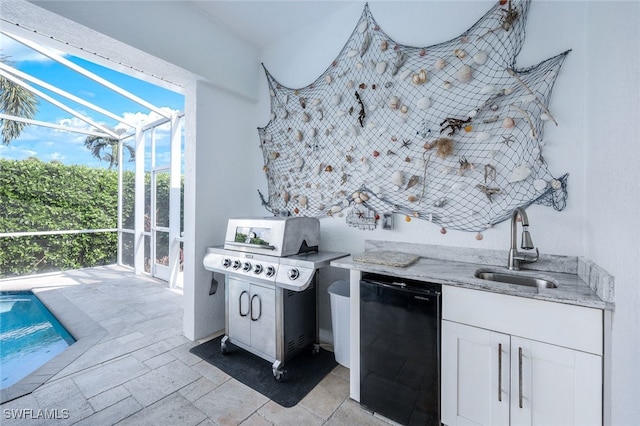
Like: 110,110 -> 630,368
272,360 -> 285,381
273,369 -> 284,382
221,336 -> 229,355
312,344 -> 320,355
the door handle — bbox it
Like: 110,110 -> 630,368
239,290 -> 249,317
498,343 -> 502,402
250,294 -> 261,321
518,346 -> 523,409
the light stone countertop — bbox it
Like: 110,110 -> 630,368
330,241 -> 614,311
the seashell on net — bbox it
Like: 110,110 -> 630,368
454,49 -> 467,59
358,20 -> 368,34
391,170 -> 404,187
434,58 -> 446,70
480,85 -> 496,95
473,50 -> 488,65
416,97 -> 431,110
476,132 -> 490,142
533,179 -> 547,191
390,51 -> 406,76
399,68 -> 412,80
388,96 -> 400,110
406,175 -> 419,190
412,69 -> 427,85
502,117 -> 515,129
360,33 -> 371,57
508,165 -> 531,183
456,65 -> 473,83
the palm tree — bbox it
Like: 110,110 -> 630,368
0,54 -> 39,145
84,135 -> 135,169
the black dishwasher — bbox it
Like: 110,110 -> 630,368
360,272 -> 441,426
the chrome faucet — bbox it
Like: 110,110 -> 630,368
508,207 -> 539,270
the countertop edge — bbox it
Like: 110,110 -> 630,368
331,255 -> 614,311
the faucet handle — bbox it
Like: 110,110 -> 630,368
523,247 -> 539,263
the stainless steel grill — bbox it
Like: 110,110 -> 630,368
203,217 -> 347,380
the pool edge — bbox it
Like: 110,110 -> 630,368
1,289 -> 107,404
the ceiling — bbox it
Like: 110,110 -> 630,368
188,1 -> 357,48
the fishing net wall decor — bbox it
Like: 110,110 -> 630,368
258,0 -> 569,233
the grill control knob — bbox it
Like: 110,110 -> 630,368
265,266 -> 276,277
232,260 -> 241,270
288,268 -> 300,280
253,264 -> 263,274
242,262 -> 252,272
222,258 -> 231,268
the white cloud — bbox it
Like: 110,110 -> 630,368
49,152 -> 66,161
115,107 -> 180,133
57,116 -> 94,130
78,90 -> 96,99
0,143 -> 38,159
0,36 -> 64,63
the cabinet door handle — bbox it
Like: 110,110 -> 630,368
250,294 -> 261,321
518,347 -> 523,409
498,343 -> 502,402
239,290 -> 249,317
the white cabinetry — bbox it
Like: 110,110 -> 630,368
442,286 -> 602,426
442,322 -> 509,426
227,277 -> 276,359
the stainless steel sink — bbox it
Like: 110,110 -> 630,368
475,269 -> 558,289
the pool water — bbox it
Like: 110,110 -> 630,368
0,291 -> 76,389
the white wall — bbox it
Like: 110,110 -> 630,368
183,80 -> 262,340
584,2 -> 640,424
258,2 -> 639,425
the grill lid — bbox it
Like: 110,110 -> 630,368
223,217 -> 320,257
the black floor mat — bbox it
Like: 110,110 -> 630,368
189,336 -> 338,408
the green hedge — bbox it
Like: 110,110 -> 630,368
0,158 -> 183,278
0,158 -> 120,277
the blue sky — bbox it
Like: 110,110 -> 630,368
0,35 -> 184,170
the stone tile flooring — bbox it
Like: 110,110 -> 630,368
0,266 -> 391,425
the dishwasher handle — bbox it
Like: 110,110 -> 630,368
361,277 -> 441,296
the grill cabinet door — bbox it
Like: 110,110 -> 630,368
228,278 -> 251,347
248,282 -> 276,358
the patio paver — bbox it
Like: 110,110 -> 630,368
0,266 -> 387,425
